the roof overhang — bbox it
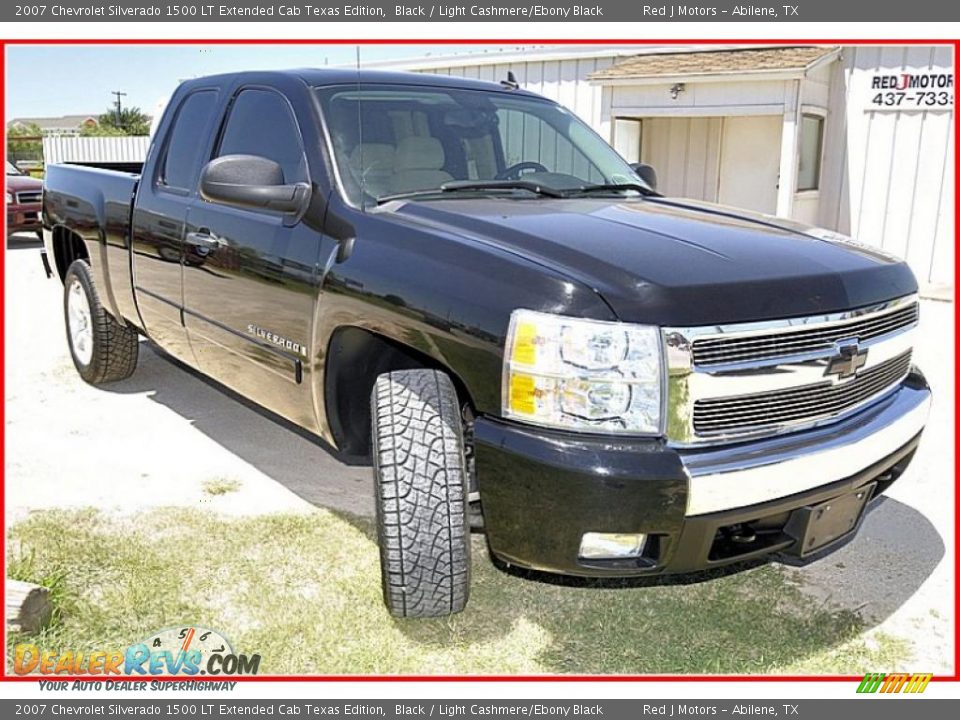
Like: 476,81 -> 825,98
589,47 -> 841,86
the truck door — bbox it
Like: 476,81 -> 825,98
182,86 -> 323,430
130,88 -> 221,366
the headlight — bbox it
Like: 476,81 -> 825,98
5,192 -> 12,204
502,309 -> 664,434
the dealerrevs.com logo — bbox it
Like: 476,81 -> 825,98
14,626 -> 261,676
856,673 -> 932,694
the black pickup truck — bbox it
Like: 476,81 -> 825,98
43,69 -> 931,618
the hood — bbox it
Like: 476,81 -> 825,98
381,195 -> 917,326
6,173 -> 42,193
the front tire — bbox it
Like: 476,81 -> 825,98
63,260 -> 139,385
371,369 -> 470,618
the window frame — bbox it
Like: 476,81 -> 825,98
154,88 -> 221,196
211,84 -> 311,192
797,112 -> 825,193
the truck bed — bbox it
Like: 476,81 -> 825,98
43,163 -> 141,325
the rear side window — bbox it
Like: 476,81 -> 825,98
216,89 -> 307,184
159,90 -> 219,191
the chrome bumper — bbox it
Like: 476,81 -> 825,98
681,379 -> 931,516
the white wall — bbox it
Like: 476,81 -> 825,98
819,46 -> 955,287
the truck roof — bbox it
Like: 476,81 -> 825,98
178,68 -> 543,97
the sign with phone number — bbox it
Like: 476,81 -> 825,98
866,72 -> 954,110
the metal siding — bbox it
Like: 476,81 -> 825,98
43,135 -> 150,165
820,45 -> 954,285
413,57 -> 608,140
639,117 -> 721,203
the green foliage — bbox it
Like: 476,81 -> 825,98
7,122 -> 43,163
94,106 -> 151,136
7,122 -> 43,139
80,124 -> 127,138
201,477 -> 243,496
7,546 -> 73,629
6,507 -> 910,675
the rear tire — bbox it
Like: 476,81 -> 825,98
63,260 -> 139,385
371,369 -> 470,618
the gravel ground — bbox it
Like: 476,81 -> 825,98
4,235 -> 955,673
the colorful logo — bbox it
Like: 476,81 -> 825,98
857,672 -> 932,694
13,626 -> 261,676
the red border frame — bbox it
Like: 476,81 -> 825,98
1,37 -> 957,684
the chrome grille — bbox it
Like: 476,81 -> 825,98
15,191 -> 42,205
693,351 -> 912,435
663,295 -> 918,446
692,302 -> 918,367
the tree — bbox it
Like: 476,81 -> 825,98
6,122 -> 44,164
94,106 -> 151,136
80,123 -> 127,137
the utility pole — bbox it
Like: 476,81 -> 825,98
111,90 -> 127,129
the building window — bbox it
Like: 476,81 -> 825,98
797,114 -> 824,192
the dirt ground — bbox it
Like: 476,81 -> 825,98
4,235 -> 955,673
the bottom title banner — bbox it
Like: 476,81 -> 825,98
3,699 -> 957,719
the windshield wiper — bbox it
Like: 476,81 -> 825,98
561,183 -> 657,197
377,180 -> 565,204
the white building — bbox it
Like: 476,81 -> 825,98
7,114 -> 100,136
371,44 -> 955,293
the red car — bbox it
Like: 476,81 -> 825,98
6,160 -> 42,238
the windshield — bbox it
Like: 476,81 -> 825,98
6,161 -> 23,176
315,84 -> 647,205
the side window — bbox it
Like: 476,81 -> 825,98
159,90 -> 218,191
798,114 -> 825,191
216,89 -> 307,184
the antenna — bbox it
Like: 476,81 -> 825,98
356,45 -> 366,212
500,71 -> 519,90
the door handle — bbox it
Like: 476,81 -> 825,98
185,228 -> 222,253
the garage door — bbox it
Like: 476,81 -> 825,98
717,115 -> 782,215
626,115 -> 782,215
637,117 -> 723,203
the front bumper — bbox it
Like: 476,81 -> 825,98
474,371 -> 931,577
7,204 -> 42,234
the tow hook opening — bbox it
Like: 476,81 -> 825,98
708,516 -> 793,562
727,523 -> 757,544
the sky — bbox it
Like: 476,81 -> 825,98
4,44 -> 494,121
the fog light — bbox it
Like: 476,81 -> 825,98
579,532 -> 647,560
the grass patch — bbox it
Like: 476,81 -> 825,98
7,546 -> 73,628
6,508 -> 909,675
201,477 -> 242,496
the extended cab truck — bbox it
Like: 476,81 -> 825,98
43,70 -> 931,618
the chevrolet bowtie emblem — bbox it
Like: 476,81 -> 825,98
825,341 -> 868,380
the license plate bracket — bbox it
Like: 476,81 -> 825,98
788,483 -> 876,557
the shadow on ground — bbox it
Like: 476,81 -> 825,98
7,234 -> 43,251
58,339 -> 944,674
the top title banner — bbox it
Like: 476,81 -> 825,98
6,0 -> 960,22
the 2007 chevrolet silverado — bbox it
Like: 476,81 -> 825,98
42,69 -> 931,617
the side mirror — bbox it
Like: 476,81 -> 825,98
199,154 -> 310,216
630,162 -> 658,192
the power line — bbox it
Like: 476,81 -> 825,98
111,90 -> 127,128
